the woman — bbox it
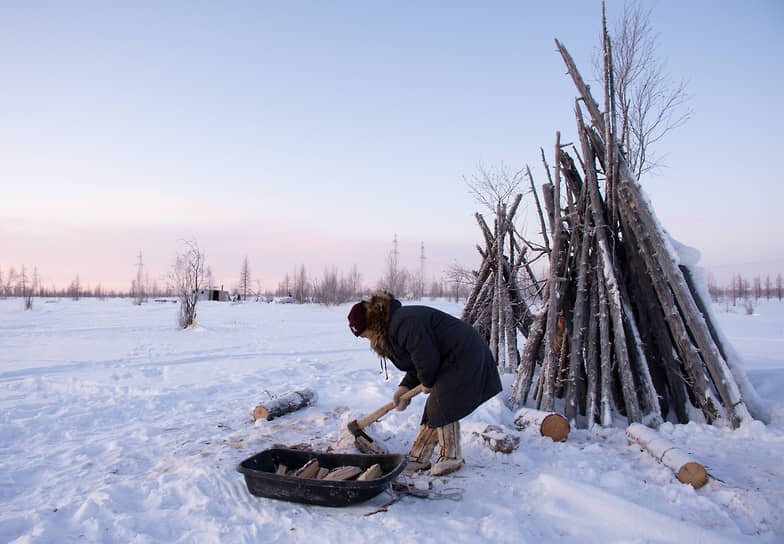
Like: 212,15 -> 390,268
348,291 -> 502,476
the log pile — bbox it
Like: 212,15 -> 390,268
500,34 -> 758,430
460,195 -> 540,374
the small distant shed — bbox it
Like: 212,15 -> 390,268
197,288 -> 230,302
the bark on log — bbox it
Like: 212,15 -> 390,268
626,423 -> 708,489
597,271 -> 614,427
681,265 -> 770,423
618,173 -> 749,426
577,112 -> 641,424
564,201 -> 592,422
584,276 -> 601,427
513,408 -> 570,442
507,297 -> 549,408
476,424 -> 520,453
559,38 -> 751,428
615,193 -> 721,423
541,133 -> 565,412
253,389 -> 317,421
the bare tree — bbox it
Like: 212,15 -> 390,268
292,264 -> 309,303
464,163 -> 524,214
5,266 -> 16,296
313,266 -> 357,305
19,265 -> 33,310
133,251 -> 146,305
347,264 -> 363,299
753,275 -> 762,300
239,256 -> 252,301
444,262 -> 473,302
70,275 -> 81,301
600,1 -> 692,179
171,240 -> 206,328
777,274 -> 783,301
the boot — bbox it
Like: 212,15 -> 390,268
431,421 -> 464,476
406,424 -> 438,473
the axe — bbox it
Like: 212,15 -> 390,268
346,385 -> 424,453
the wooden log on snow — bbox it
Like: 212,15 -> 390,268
513,407 -> 570,442
476,424 -> 520,453
253,389 -> 317,421
626,423 -> 708,489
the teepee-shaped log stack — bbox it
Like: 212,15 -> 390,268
461,196 -> 539,375
504,36 -> 762,429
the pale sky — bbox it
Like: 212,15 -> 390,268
2,1 -> 783,293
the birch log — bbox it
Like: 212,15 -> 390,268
626,423 -> 708,489
253,389 -> 317,421
513,407 -> 570,442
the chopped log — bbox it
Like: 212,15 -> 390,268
316,467 -> 329,479
626,423 -> 708,489
477,424 -> 520,453
294,458 -> 320,479
323,466 -> 362,481
357,464 -> 383,482
275,463 -> 289,476
355,435 -> 389,455
253,388 -> 317,421
513,407 -> 570,442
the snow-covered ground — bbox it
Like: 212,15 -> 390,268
1,296 -> 782,543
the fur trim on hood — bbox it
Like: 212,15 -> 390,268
365,290 -> 395,359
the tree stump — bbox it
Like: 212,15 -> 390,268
513,408 -> 570,442
253,389 -> 317,421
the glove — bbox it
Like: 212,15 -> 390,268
393,386 -> 411,411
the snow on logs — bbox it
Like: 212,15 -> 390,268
253,389 -> 317,421
626,423 -> 708,489
514,408 -> 570,442
476,425 -> 520,453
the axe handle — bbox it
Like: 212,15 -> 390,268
354,384 -> 425,430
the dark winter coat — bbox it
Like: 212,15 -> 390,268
385,298 -> 502,428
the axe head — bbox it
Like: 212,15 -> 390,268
346,419 -> 375,442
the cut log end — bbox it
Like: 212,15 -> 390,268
541,413 -> 570,442
677,462 -> 709,489
253,406 -> 270,421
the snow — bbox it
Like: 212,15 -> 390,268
1,297 -> 783,543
